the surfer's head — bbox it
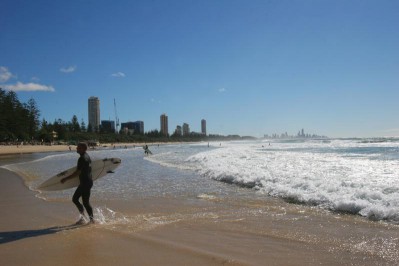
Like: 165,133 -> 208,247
77,142 -> 88,154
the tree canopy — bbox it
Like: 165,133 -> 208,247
0,88 -> 40,142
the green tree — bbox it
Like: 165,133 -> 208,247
25,98 -> 40,140
39,119 -> 50,142
80,119 -> 87,132
87,123 -> 93,133
53,119 -> 66,140
4,90 -> 26,140
0,89 -> 7,140
70,115 -> 81,132
0,89 -> 36,141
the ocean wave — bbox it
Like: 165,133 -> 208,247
186,141 -> 399,222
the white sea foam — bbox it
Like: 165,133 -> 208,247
185,140 -> 399,221
94,206 -> 129,225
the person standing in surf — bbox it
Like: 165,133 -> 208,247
61,142 -> 94,224
143,144 -> 151,155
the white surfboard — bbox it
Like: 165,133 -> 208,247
37,157 -> 121,191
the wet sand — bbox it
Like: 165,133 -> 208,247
1,152 -> 399,265
0,168 -> 244,265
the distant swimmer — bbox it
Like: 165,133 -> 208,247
143,145 -> 152,155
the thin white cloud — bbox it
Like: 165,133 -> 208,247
4,82 -> 55,92
218,88 -> 226,92
60,66 -> 77,73
111,72 -> 126,78
151,98 -> 161,103
0,66 -> 13,82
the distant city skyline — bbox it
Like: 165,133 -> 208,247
88,95 -> 208,136
89,97 -> 321,137
264,128 -> 327,139
1,1 -> 398,138
91,96 -> 325,138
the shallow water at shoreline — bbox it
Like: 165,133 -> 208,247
0,152 -> 56,166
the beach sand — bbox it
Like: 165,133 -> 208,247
0,142 -> 170,156
1,147 -> 399,265
0,144 -> 73,155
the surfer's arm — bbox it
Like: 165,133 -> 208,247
60,170 -> 81,183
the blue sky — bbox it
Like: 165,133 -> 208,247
1,0 -> 398,138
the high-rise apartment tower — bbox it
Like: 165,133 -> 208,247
183,123 -> 190,136
201,119 -> 206,135
175,125 -> 182,136
88,96 -> 100,132
160,113 -> 168,136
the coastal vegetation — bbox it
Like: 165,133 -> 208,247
0,88 -> 254,144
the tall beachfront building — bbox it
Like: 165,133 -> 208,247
88,96 -> 100,132
101,120 -> 115,133
160,113 -> 168,136
183,123 -> 190,136
174,125 -> 182,136
201,119 -> 206,135
121,121 -> 144,135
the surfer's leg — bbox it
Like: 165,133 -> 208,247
72,186 -> 84,214
82,187 -> 93,221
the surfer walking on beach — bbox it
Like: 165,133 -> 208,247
61,142 -> 94,224
144,144 -> 152,155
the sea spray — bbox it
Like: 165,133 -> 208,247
94,206 -> 129,225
